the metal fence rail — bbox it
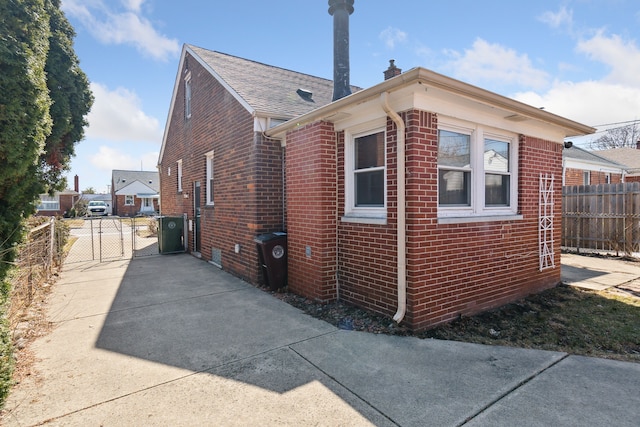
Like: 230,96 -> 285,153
562,182 -> 640,256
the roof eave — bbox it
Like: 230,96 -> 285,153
266,67 -> 595,139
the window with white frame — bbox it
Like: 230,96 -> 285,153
344,128 -> 386,219
177,159 -> 183,192
125,195 -> 134,206
583,171 -> 590,185
37,194 -> 60,211
184,73 -> 192,119
437,122 -> 517,217
205,150 -> 214,205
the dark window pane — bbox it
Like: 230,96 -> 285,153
356,132 -> 384,169
356,170 -> 384,206
485,174 -> 510,206
438,170 -> 471,205
438,130 -> 470,167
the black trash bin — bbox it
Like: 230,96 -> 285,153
254,232 -> 287,290
158,216 -> 185,254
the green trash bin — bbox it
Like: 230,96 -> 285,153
158,216 -> 185,254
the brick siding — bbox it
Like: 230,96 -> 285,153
159,52 -> 284,284
285,109 -> 566,330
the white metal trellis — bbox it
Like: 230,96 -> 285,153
539,173 -> 555,270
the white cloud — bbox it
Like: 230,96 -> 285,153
61,0 -> 179,61
577,31 -> 640,86
379,27 -> 408,49
86,82 -> 161,142
512,31 -> 640,129
123,0 -> 145,13
89,146 -> 159,172
513,80 -> 640,128
446,38 -> 549,90
539,6 -> 573,30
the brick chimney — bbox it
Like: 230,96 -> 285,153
74,175 -> 79,193
328,0 -> 354,101
384,59 -> 402,80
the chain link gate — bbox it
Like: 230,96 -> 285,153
64,216 -> 159,263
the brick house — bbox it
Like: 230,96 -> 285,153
158,41 -> 595,329
562,145 -> 624,185
111,170 -> 159,217
36,189 -> 80,217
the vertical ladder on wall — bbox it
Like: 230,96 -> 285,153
539,173 -> 555,270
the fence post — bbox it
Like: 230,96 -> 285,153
48,217 -> 55,272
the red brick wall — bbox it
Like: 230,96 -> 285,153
112,195 -> 158,217
159,52 -> 284,284
285,121 -> 338,301
285,109 -> 565,330
335,118 -> 399,316
565,168 -> 622,186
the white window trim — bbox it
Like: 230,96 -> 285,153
125,195 -> 135,206
38,194 -> 60,211
177,159 -> 183,192
205,150 -> 214,206
437,119 -> 518,219
343,125 -> 387,222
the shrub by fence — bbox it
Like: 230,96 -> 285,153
562,182 -> 640,256
1,217 -> 68,408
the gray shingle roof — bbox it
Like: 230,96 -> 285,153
112,170 -> 159,192
563,145 -> 624,167
594,148 -> 640,172
188,45 -> 361,118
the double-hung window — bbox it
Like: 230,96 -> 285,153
344,127 -> 386,222
125,195 -> 134,206
205,151 -> 214,205
437,122 -> 517,218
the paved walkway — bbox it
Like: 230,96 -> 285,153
1,254 -> 639,426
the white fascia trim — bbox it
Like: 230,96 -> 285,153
159,45 -> 256,165
564,158 -> 625,174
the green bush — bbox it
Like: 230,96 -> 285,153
0,282 -> 13,409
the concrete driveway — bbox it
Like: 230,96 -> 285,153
2,254 -> 639,426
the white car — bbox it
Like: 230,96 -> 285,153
87,200 -> 108,216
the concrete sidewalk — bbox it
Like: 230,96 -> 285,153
2,254 -> 639,426
561,252 -> 640,293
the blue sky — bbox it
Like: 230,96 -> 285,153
60,0 -> 640,193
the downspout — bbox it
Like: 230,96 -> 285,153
381,92 -> 406,323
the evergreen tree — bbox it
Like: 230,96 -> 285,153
0,0 -> 92,405
41,0 -> 93,191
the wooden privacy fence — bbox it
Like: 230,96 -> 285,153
562,182 -> 640,255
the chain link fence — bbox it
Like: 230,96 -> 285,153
5,217 -> 68,336
64,216 -> 159,263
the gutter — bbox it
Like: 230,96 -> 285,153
381,92 -> 407,324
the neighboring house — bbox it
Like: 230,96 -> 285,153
562,145 -> 625,185
36,190 -> 79,217
593,144 -> 640,182
111,170 -> 159,217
